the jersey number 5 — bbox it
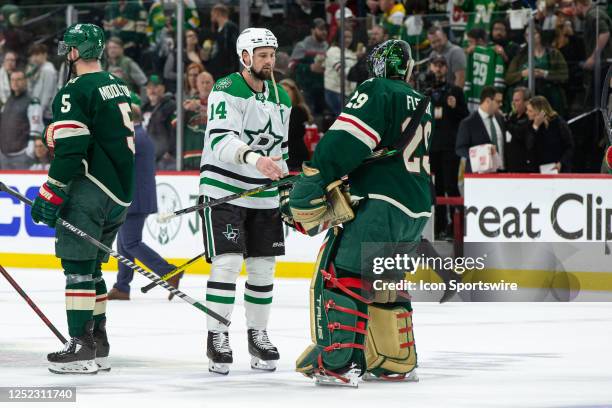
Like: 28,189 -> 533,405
401,117 -> 431,175
118,102 -> 135,154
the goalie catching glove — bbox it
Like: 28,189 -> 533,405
283,163 -> 355,236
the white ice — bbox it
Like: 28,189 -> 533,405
1,268 -> 611,408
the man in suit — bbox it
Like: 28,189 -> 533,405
108,94 -> 180,301
456,86 -> 506,173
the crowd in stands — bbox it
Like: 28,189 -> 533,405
0,0 -> 611,236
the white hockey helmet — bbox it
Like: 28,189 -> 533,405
236,28 -> 278,70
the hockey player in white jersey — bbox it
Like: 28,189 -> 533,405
198,28 -> 291,375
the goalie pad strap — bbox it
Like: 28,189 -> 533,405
317,355 -> 352,384
326,299 -> 369,320
328,322 -> 368,335
322,269 -> 372,304
324,342 -> 366,352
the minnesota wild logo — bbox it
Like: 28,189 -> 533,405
244,117 -> 283,155
222,224 -> 240,243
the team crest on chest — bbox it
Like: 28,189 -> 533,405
244,117 -> 283,155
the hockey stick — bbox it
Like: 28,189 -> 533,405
141,251 -> 205,293
0,182 -> 231,327
157,96 -> 432,223
0,264 -> 68,344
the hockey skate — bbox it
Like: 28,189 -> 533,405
314,366 -> 360,388
48,320 -> 97,375
362,369 -> 419,382
207,331 -> 232,375
93,318 -> 110,372
247,329 -> 279,371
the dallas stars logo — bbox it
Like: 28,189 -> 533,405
222,224 -> 240,243
244,117 -> 283,155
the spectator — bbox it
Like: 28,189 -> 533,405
380,0 -> 406,38
348,25 -> 388,84
0,4 -> 32,57
103,0 -> 148,61
183,62 -> 205,99
105,37 -> 148,94
324,28 -> 358,116
146,0 -> 200,47
163,29 -> 203,93
142,74 -> 177,170
490,20 -> 520,66
552,12 -> 585,114
327,7 -> 356,44
0,51 -> 17,108
29,138 -> 50,171
505,26 -> 569,116
273,51 -> 290,81
427,26 -> 466,88
290,18 -> 328,115
464,28 -> 505,112
109,94 -> 179,301
505,87 -> 536,172
575,0 -> 612,109
205,4 -> 240,80
0,70 -> 42,169
454,0 -> 505,45
280,78 -> 312,171
26,44 -> 57,125
456,86 -> 507,173
401,0 -> 429,55
526,95 -> 574,173
426,55 -> 469,239
181,71 -> 213,170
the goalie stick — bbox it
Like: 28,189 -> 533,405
157,96 -> 432,223
0,264 -> 68,344
0,182 -> 231,327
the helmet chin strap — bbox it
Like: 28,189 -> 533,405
64,50 -> 81,86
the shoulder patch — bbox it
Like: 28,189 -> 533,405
215,77 -> 232,90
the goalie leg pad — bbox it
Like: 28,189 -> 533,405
296,227 -> 370,384
364,304 -> 417,380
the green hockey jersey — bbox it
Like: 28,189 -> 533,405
464,45 -> 505,110
199,73 -> 291,209
455,0 -> 506,45
312,77 -> 433,218
44,71 -> 135,207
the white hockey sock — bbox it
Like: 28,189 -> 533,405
244,257 -> 275,330
206,254 -> 243,332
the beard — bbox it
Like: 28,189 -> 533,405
251,66 -> 272,81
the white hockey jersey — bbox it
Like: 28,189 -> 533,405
199,72 -> 291,209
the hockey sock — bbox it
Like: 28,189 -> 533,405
206,254 -> 242,332
92,263 -> 107,330
62,259 -> 97,337
245,257 -> 275,329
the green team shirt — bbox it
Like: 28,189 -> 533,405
464,45 -> 505,108
45,71 -> 135,207
312,77 -> 433,218
455,0 -> 504,44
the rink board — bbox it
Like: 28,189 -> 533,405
1,172 -> 611,289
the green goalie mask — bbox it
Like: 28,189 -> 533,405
367,39 -> 414,82
58,23 -> 105,61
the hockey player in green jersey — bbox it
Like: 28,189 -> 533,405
199,28 -> 291,375
285,39 -> 433,386
30,23 -> 135,374
464,28 -> 505,111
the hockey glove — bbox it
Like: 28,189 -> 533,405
279,183 -> 307,234
289,163 -> 328,224
31,182 -> 69,228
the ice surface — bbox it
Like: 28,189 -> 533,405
1,268 -> 611,408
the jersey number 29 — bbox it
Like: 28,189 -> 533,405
401,116 -> 431,175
